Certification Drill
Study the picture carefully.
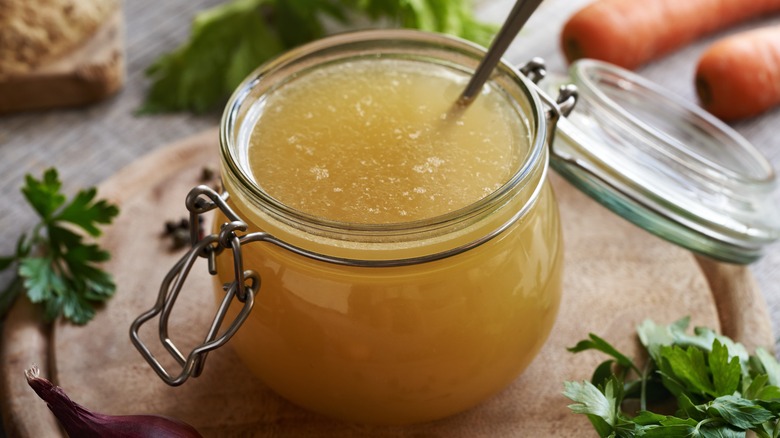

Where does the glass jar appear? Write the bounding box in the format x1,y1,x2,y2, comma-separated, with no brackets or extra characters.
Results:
212,30,563,425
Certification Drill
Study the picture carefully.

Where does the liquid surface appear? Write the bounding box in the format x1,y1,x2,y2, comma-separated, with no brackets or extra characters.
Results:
248,59,528,223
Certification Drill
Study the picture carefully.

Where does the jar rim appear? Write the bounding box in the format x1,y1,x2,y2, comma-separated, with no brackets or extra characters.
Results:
219,29,549,242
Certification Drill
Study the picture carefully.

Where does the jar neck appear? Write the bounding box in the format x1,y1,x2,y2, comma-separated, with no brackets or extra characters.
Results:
219,30,549,262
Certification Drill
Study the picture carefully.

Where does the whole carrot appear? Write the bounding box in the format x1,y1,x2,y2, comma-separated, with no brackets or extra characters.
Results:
696,25,780,121
561,0,780,70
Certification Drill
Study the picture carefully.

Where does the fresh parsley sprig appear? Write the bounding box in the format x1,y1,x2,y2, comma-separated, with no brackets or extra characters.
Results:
0,168,119,324
141,0,497,114
564,317,780,437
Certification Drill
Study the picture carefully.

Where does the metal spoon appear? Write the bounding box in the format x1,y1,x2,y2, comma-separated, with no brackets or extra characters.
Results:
458,0,545,105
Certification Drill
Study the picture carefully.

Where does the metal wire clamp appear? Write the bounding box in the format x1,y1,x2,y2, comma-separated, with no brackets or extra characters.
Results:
129,186,258,386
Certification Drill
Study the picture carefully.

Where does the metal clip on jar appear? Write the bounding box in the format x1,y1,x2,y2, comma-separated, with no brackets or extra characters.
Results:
130,30,780,425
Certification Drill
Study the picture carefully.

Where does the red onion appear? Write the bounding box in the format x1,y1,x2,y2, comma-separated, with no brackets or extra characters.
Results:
25,366,203,438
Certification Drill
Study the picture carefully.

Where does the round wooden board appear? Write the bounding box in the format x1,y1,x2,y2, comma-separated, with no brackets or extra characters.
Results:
1,129,773,437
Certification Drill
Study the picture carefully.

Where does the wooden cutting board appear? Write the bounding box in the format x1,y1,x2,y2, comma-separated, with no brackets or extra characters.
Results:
0,129,773,437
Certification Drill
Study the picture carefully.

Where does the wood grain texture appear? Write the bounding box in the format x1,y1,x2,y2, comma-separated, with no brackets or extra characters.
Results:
0,9,125,114
695,255,774,354
1,130,772,437
0,300,60,438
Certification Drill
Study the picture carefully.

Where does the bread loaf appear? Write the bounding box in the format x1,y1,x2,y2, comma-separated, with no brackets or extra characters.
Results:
0,0,119,76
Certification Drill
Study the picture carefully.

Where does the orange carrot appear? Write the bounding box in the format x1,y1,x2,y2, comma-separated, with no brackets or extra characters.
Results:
561,0,780,70
696,25,780,121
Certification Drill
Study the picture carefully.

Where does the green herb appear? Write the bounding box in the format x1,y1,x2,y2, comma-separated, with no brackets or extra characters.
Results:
140,0,497,114
564,317,780,437
0,169,120,324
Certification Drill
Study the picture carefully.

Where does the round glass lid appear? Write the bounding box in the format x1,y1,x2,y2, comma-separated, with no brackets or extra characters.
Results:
545,59,780,264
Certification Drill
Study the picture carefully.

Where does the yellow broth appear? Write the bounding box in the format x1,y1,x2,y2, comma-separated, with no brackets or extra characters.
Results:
215,58,563,424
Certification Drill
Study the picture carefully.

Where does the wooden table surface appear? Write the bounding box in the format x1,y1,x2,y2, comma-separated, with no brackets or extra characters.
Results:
1,0,779,436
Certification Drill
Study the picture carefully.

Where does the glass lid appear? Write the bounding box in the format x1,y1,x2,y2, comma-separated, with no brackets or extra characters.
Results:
544,59,780,264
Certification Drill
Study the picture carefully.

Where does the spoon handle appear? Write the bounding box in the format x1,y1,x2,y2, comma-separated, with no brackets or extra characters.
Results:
459,0,545,104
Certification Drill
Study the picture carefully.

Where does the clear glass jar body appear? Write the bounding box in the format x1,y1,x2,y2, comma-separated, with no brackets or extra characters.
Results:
215,30,563,425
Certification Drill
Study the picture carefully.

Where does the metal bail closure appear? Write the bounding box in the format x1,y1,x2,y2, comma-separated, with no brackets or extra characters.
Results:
518,57,579,159
541,59,780,264
130,186,257,386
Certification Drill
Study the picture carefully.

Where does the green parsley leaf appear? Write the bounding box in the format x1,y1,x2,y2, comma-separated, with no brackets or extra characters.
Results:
19,256,67,303
633,411,695,426
744,374,770,400
660,344,717,398
0,255,15,271
140,0,497,113
564,380,615,420
638,318,749,368
0,168,119,324
707,395,774,430
633,415,699,438
592,359,618,388
564,379,623,437
21,168,65,220
565,318,780,438
694,422,747,438
678,393,708,421
710,340,742,396
54,188,119,237
568,333,642,376
755,381,780,402
757,348,780,387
